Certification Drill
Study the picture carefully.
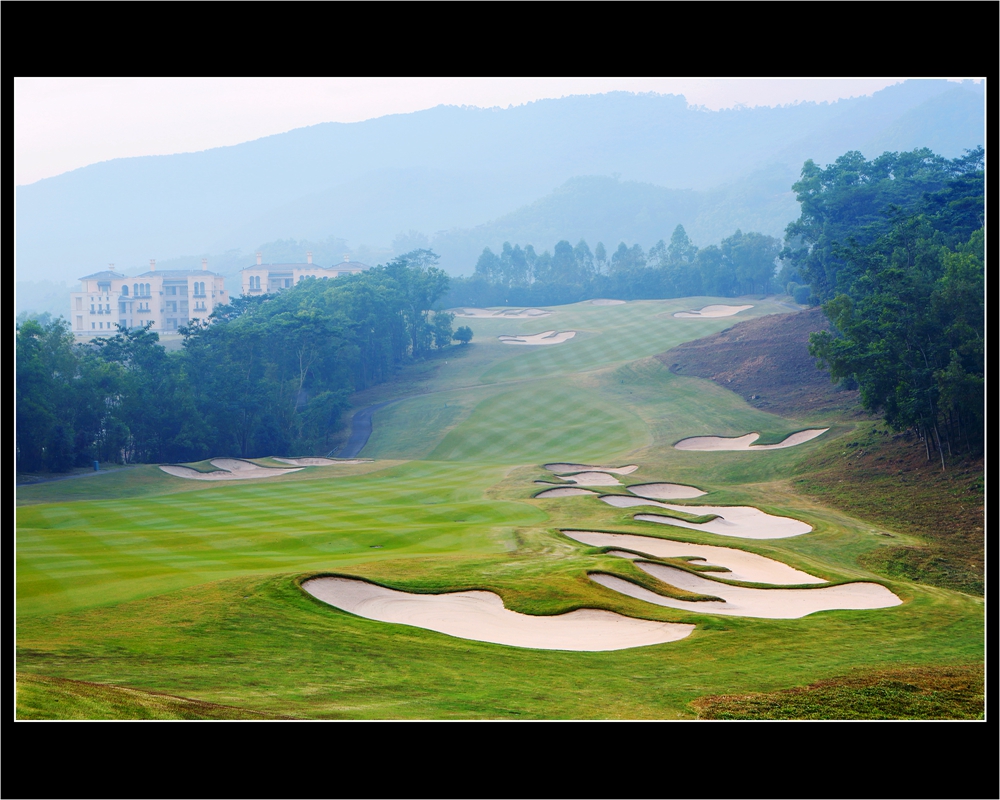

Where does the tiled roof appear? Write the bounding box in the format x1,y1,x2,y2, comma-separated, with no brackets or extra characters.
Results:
78,270,127,280
134,270,221,278
241,262,371,271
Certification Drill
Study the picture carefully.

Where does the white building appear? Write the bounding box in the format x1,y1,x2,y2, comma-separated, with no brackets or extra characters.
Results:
241,252,370,295
70,259,229,337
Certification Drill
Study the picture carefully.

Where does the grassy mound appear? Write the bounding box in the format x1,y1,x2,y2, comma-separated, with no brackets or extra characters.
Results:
692,664,984,719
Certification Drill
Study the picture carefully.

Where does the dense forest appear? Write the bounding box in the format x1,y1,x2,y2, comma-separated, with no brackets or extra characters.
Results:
791,146,984,466
442,226,783,308
16,253,458,471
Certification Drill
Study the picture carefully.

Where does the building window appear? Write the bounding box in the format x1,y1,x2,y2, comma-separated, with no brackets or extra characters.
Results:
122,285,129,296
92,322,95,329
90,304,95,312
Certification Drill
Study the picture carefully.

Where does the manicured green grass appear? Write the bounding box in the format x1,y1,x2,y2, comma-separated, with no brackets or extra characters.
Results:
16,297,983,718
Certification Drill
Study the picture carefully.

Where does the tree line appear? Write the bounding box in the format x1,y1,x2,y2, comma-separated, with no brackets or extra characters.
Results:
16,252,463,472
788,147,984,467
442,227,783,308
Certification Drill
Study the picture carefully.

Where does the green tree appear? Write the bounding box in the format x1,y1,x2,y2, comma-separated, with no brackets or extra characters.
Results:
594,242,607,274
667,224,698,265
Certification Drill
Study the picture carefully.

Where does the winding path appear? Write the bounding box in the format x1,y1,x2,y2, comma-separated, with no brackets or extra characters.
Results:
335,400,400,458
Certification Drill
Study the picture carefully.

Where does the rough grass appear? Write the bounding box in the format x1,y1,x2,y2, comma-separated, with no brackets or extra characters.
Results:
16,673,289,720
692,664,984,719
793,423,984,595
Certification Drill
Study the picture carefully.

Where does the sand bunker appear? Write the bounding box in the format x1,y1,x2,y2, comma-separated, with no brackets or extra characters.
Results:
546,464,639,476
627,483,706,500
271,457,371,466
591,299,626,306
534,487,598,498
563,531,823,585
561,472,622,486
159,458,302,481
673,304,754,319
592,567,900,619
674,429,829,451
303,577,693,651
633,504,812,540
452,308,551,319
498,330,576,345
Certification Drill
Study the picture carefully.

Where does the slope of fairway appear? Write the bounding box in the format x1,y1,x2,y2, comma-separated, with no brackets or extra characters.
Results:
425,379,649,464
17,461,545,618
478,299,791,384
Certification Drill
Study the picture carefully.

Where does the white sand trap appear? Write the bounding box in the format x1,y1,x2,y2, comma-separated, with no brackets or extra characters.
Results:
673,304,754,319
271,457,371,466
563,531,823,585
602,496,704,513
627,483,706,500
496,307,551,318
452,307,551,318
303,577,693,651
535,487,598,498
546,463,639,475
674,429,829,451
634,504,812,540
591,299,625,306
592,567,900,619
159,458,302,481
562,472,622,486
498,330,576,345
451,308,503,318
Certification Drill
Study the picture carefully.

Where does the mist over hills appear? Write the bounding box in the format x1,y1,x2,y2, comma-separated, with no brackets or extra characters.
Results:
16,80,983,304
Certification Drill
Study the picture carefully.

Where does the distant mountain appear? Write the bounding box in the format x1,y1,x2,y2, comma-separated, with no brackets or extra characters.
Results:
430,167,800,273
15,80,983,283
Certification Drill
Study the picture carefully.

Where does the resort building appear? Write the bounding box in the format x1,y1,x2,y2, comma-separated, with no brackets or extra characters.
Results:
70,259,229,337
241,252,371,295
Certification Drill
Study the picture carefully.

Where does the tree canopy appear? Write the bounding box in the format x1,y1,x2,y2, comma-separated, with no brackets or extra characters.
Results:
447,224,783,308
793,148,985,466
16,253,455,470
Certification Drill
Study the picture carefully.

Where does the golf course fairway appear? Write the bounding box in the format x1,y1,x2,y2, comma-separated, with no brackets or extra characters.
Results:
16,297,984,719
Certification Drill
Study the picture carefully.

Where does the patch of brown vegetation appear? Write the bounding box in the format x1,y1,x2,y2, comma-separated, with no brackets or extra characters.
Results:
660,307,860,417
692,664,984,719
795,424,984,595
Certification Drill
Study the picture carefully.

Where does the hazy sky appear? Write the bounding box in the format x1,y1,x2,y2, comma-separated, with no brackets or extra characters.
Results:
15,77,960,186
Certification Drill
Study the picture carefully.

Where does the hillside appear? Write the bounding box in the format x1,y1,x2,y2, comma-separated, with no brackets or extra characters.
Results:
659,306,859,417
658,307,983,595
16,81,983,283
430,167,800,274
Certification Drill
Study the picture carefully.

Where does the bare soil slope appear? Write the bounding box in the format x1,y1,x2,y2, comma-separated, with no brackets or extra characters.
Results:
659,307,859,417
